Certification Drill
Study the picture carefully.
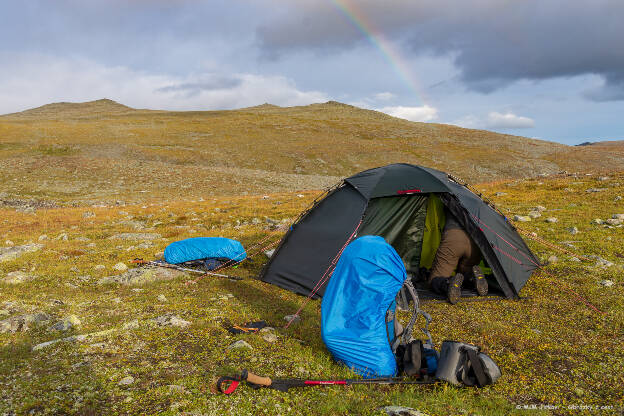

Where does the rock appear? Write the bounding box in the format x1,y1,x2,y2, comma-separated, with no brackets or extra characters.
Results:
547,255,558,264
586,188,607,193
152,314,191,328
157,294,167,302
513,215,531,222
74,236,91,242
227,340,252,350
568,227,579,235
94,264,106,271
605,218,622,226
494,192,507,196
38,234,48,241
0,312,51,333
284,314,300,324
591,219,604,225
528,211,541,219
262,332,278,343
168,384,187,394
599,280,614,287
108,233,161,241
612,214,624,220
615,196,622,202
122,319,140,330
381,406,429,416
113,262,128,272
2,271,35,284
98,267,185,285
50,299,64,306
545,217,558,223
83,211,96,218
51,315,81,331
56,233,69,241
297,194,305,198
32,328,116,351
0,309,8,317
597,176,610,181
0,243,43,262
570,257,581,262
265,249,275,258
534,205,547,211
4,240,14,246
118,376,135,386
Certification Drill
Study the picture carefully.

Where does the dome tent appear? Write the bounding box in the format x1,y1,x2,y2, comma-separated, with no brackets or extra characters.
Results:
260,163,539,299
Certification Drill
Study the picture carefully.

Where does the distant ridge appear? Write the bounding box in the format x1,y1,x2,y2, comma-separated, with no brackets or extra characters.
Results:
3,99,138,118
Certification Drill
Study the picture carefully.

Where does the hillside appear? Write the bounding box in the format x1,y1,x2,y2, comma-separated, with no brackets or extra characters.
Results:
1,99,623,206
1,174,622,414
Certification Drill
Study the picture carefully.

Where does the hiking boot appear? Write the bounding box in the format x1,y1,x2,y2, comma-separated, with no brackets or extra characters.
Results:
471,265,488,296
447,273,464,304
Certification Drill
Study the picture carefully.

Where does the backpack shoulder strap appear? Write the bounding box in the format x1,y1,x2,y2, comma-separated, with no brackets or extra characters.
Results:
400,279,434,347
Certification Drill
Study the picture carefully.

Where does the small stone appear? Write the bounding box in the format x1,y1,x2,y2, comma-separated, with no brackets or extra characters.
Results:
534,205,547,211
152,314,191,328
528,211,541,219
51,314,81,331
5,240,14,246
513,215,531,222
612,214,624,220
605,218,622,226
591,219,604,225
381,406,429,416
157,294,167,302
56,233,69,241
570,257,581,262
586,188,607,193
545,217,558,223
262,332,278,343
547,255,558,264
494,192,507,196
615,196,622,201
83,211,96,218
227,340,252,350
3,271,35,284
568,227,579,235
597,176,610,181
38,234,48,241
168,384,187,394
599,280,614,287
284,314,300,324
118,376,135,386
108,233,162,241
297,194,305,198
262,195,269,199
113,262,128,272
265,249,275,258
94,265,106,271
122,319,140,330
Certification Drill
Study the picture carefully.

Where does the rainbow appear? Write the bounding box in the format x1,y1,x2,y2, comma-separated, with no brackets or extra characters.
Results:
329,0,428,105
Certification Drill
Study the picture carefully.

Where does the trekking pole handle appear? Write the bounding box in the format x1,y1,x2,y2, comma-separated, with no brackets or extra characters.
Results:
243,369,272,387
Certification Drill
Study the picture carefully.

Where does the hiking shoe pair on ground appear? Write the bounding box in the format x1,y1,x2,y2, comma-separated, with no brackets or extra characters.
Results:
447,265,488,304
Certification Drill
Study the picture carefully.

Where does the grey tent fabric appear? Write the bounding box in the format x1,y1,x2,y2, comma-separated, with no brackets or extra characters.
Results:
260,164,539,299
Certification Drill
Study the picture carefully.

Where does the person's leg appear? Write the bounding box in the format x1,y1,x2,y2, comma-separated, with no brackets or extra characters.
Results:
429,229,466,303
457,236,488,296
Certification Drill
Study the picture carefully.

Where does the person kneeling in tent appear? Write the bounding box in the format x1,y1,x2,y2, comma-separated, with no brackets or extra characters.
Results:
428,210,488,304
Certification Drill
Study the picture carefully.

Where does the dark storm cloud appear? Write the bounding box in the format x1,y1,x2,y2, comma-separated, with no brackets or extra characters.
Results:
258,0,624,100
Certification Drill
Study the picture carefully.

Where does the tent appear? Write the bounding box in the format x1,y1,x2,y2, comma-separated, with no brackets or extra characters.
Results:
260,163,539,299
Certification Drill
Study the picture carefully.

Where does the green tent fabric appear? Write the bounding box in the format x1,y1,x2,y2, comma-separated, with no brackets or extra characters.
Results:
359,195,427,273
419,195,446,269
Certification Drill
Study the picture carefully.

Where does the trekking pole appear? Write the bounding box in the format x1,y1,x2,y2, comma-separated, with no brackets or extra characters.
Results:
216,369,436,394
130,259,243,280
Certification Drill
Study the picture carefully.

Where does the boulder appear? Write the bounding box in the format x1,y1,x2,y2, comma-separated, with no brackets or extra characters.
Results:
513,215,531,222
151,314,191,328
108,233,161,241
50,315,81,331
0,243,43,263
98,267,185,285
0,312,51,333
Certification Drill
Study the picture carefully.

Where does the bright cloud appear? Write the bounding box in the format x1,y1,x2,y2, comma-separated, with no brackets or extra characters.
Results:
0,53,329,114
374,92,396,101
378,105,438,122
486,112,535,129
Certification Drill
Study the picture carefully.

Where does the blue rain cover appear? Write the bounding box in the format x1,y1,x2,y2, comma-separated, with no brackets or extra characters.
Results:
321,235,407,378
164,237,246,264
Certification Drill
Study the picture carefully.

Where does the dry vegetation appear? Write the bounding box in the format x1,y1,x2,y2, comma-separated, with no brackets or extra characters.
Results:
0,100,623,415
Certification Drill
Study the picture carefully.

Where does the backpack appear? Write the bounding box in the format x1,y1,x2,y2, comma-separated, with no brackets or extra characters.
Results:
321,236,436,378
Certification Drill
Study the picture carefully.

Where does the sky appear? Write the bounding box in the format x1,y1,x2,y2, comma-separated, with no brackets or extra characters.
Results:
1,0,623,145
